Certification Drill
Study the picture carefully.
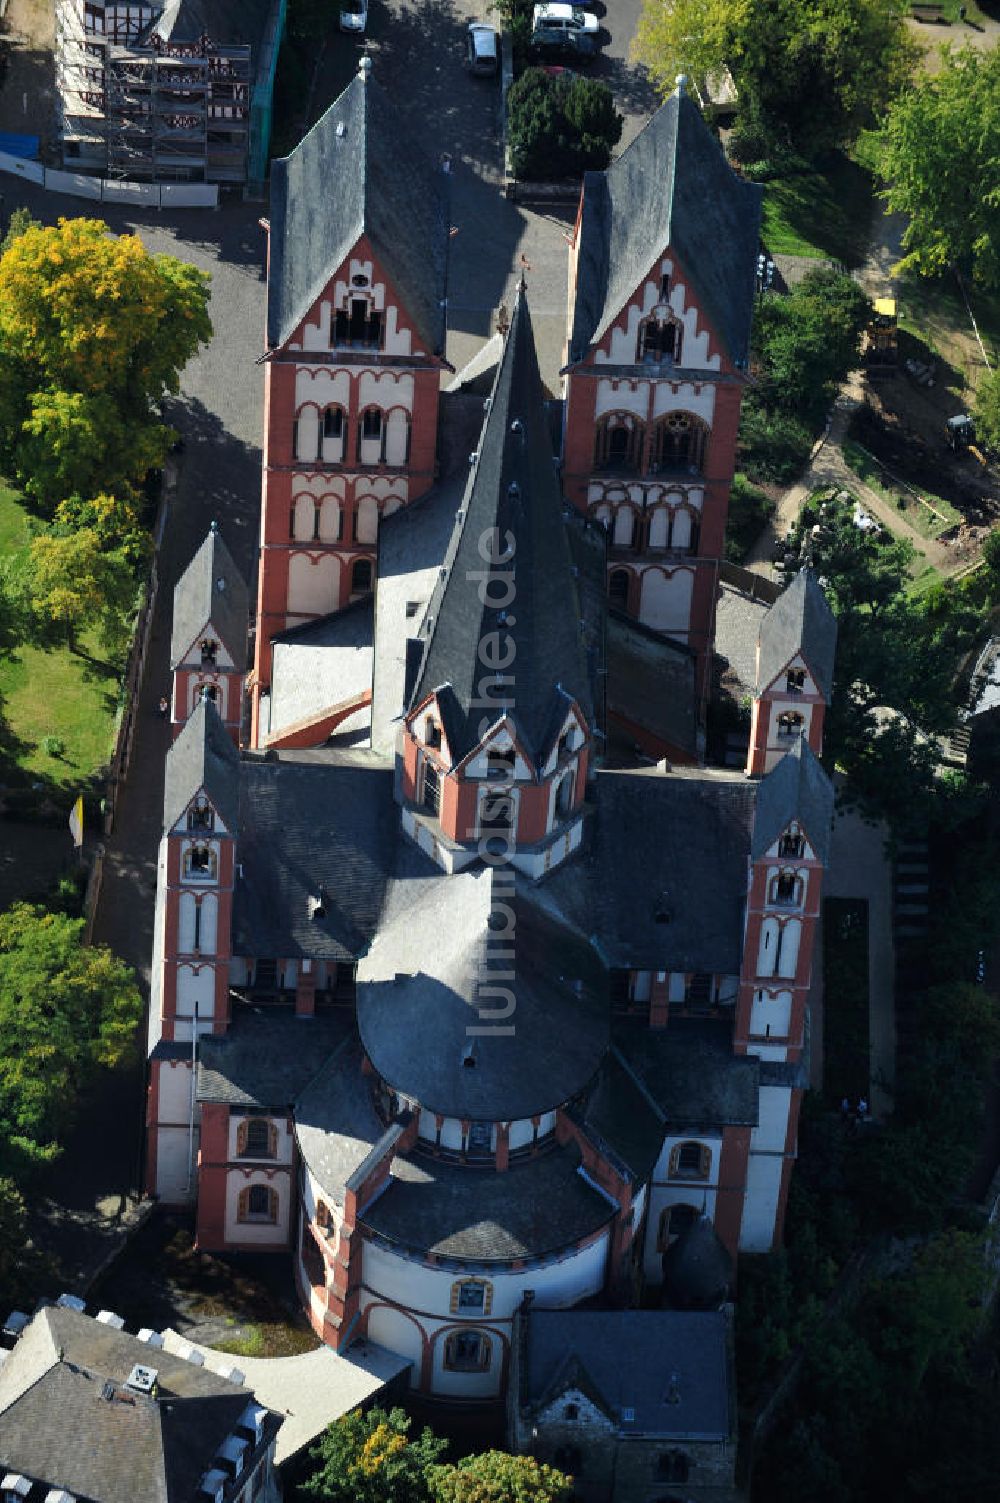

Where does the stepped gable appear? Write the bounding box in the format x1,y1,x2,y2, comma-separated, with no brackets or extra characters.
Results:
568,86,762,366
170,523,249,671
756,566,837,698
410,284,593,761
751,737,835,864
267,67,448,354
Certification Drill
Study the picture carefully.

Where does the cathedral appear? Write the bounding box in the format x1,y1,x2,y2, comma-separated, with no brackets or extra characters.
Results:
146,61,838,1412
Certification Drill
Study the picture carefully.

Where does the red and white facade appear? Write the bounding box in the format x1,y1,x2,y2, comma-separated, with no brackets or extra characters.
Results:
251,241,445,745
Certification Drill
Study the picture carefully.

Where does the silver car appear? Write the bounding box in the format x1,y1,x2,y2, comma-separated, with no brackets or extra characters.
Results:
467,22,499,76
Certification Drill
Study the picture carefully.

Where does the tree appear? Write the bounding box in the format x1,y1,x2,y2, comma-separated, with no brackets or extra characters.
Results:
0,217,210,504
753,269,870,426
20,528,138,654
974,368,1000,453
878,44,1000,287
507,70,623,180
0,904,142,1151
632,0,915,155
300,1406,448,1503
0,1174,55,1304
429,1453,574,1503
0,206,40,257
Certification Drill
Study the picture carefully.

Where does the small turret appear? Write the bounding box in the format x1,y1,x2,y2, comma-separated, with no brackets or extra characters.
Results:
746,568,836,775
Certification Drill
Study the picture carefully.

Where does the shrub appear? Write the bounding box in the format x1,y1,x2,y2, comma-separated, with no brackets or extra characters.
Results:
508,69,622,181
737,397,813,483
725,471,776,561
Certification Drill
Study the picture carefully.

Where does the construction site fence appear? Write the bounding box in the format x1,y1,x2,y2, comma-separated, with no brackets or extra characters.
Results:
0,148,218,207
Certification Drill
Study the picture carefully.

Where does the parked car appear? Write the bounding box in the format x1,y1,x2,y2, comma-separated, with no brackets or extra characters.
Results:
467,22,499,76
530,3,601,59
339,0,368,33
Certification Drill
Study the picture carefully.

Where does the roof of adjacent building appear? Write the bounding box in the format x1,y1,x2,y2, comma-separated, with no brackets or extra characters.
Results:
576,1049,665,1181
662,1214,734,1309
542,767,757,973
162,696,240,833
267,68,448,354
606,613,697,758
170,524,249,671
197,1009,354,1107
756,567,837,699
148,0,272,49
568,87,762,366
523,1308,734,1440
295,1039,394,1204
357,848,609,1120
232,750,395,962
266,597,374,740
409,286,594,762
0,1305,280,1503
362,1142,614,1260
751,737,835,865
614,1018,759,1128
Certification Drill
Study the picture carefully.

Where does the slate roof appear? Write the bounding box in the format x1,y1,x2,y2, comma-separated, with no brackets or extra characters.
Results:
614,1018,759,1128
409,286,594,762
756,567,837,699
267,69,448,354
267,597,374,740
751,738,835,865
295,1040,393,1204
0,1305,280,1503
523,1308,734,1440
606,612,697,757
170,524,248,670
232,751,396,962
662,1214,733,1310
576,1048,664,1181
162,696,240,833
568,87,762,366
356,846,609,1119
197,1008,353,1107
541,767,757,973
147,0,272,48
362,1143,614,1260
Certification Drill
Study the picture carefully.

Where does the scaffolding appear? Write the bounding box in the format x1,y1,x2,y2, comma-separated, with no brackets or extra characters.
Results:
55,0,259,183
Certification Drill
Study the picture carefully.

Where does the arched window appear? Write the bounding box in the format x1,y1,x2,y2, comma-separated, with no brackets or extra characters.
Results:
358,408,385,464
480,786,514,836
450,1278,493,1315
669,1141,711,1179
188,799,212,832
184,845,217,880
292,493,316,541
334,297,383,349
659,1451,690,1483
657,1202,699,1251
355,496,380,545
425,717,442,749
300,1213,325,1287
608,569,630,610
612,506,635,548
555,770,575,818
240,1117,275,1158
786,667,806,693
351,558,373,595
771,870,800,906
294,407,320,462
651,412,708,474
239,1184,277,1223
321,405,345,463
777,710,804,738
637,313,680,364
422,762,441,815
385,409,411,467
443,1330,491,1372
594,412,644,473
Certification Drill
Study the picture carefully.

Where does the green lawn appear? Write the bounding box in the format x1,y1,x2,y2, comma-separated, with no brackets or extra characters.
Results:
761,151,876,268
896,272,1000,381
0,481,119,786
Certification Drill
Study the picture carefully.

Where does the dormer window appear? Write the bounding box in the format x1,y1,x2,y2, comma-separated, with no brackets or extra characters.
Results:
188,800,212,832
425,718,442,750
557,728,575,762
555,770,575,818
786,668,806,693
773,870,799,905
779,827,804,858
200,637,218,664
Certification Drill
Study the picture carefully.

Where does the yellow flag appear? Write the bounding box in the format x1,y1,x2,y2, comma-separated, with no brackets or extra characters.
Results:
68,794,84,849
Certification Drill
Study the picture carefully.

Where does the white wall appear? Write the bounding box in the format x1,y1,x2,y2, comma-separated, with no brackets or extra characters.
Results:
740,1154,783,1253
639,567,694,635
599,259,720,371
224,1169,292,1245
